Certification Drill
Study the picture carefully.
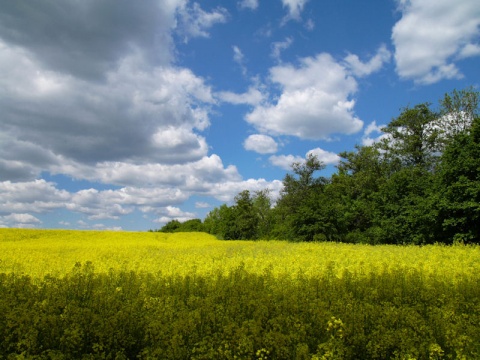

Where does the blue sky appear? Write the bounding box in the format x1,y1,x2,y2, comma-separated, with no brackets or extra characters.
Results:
0,0,479,230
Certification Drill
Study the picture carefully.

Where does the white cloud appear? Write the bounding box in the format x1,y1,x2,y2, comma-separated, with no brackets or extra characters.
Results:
61,155,241,189
0,213,42,228
92,224,123,231
392,0,480,84
270,148,339,170
0,180,70,214
271,37,293,62
246,53,363,139
176,2,228,42
154,206,197,224
244,135,279,154
362,121,389,146
206,179,284,203
195,202,211,209
281,0,310,21
457,43,480,59
233,46,245,64
217,87,266,106
343,45,391,77
151,127,209,163
232,45,248,76
239,0,259,10
0,175,283,224
307,148,340,165
66,189,135,220
7,213,42,224
269,154,304,170
76,219,122,231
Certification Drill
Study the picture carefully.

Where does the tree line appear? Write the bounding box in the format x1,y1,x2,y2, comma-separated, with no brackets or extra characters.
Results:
157,88,480,245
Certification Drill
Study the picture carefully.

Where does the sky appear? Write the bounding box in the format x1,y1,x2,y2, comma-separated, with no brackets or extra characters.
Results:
0,0,479,230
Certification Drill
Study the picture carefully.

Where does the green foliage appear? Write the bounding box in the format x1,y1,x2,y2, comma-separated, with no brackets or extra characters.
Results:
436,116,480,243
159,219,182,232
273,153,328,242
1,262,479,359
379,103,441,169
157,219,206,233
205,190,274,240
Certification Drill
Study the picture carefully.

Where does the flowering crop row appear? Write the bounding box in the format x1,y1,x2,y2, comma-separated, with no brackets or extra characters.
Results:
0,229,479,359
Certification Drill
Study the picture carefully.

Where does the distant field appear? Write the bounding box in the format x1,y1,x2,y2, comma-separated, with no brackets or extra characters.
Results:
0,229,479,359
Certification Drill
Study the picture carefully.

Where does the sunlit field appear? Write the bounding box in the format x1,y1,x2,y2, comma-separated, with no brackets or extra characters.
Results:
1,228,478,280
1,229,479,359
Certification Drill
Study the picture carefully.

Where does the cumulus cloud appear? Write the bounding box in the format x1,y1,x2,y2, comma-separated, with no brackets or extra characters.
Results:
67,189,134,220
57,155,241,190
307,148,340,165
246,53,363,139
269,154,304,170
392,0,480,84
343,45,391,77
244,135,279,154
0,213,42,228
0,180,70,215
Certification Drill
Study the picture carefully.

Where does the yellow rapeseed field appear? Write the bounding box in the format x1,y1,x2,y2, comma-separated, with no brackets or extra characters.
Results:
1,228,480,358
1,228,478,281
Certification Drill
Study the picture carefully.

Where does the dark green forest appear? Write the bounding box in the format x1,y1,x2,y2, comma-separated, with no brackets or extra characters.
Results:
158,88,480,245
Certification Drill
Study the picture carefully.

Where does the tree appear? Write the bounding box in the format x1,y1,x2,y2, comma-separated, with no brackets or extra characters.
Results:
159,219,181,233
436,116,480,243
204,190,271,240
273,154,328,241
158,218,205,233
367,104,442,244
437,86,479,142
331,145,386,243
180,219,205,232
379,103,440,170
252,189,274,239
232,190,259,240
204,204,237,239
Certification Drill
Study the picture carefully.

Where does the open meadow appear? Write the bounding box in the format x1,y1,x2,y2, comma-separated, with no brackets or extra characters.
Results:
1,229,479,359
